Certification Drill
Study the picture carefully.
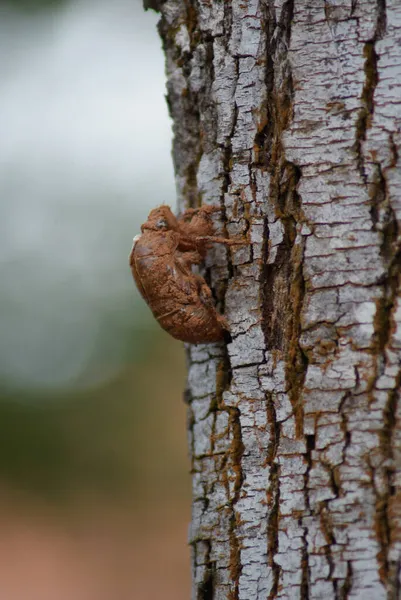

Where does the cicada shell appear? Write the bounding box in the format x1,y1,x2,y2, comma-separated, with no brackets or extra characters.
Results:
129,205,230,344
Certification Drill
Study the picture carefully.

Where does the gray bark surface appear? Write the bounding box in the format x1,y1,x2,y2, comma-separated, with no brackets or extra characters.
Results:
152,0,401,598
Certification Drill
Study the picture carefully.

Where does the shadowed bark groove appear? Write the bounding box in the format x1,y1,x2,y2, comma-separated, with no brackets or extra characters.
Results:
355,41,379,183
196,540,215,600
225,406,244,600
266,394,281,600
151,0,401,597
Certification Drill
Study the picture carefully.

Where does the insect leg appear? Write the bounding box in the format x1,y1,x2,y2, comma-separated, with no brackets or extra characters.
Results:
176,250,203,270
177,205,220,238
178,205,219,223
194,235,237,246
156,307,184,321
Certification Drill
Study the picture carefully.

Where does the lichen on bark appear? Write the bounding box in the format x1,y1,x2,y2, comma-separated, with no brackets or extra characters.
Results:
152,0,401,597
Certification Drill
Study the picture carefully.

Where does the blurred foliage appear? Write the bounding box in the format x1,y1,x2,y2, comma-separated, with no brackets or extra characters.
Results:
0,0,187,520
0,330,188,508
0,0,190,593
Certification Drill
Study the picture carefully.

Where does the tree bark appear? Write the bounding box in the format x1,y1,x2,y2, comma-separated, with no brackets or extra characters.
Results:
150,0,401,597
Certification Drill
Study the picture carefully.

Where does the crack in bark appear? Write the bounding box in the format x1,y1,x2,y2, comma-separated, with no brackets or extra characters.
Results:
216,379,245,599
320,502,338,595
340,561,353,600
258,0,308,439
211,357,244,600
261,76,304,356
368,146,401,590
301,434,315,599
197,540,216,600
338,394,352,460
227,407,245,600
376,0,387,39
262,164,303,352
334,392,352,501
355,40,378,184
286,232,309,438
375,368,401,589
369,161,398,265
300,529,310,600
266,393,281,600
354,0,386,184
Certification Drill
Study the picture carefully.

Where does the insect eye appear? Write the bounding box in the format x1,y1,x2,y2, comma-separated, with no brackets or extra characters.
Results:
156,218,168,229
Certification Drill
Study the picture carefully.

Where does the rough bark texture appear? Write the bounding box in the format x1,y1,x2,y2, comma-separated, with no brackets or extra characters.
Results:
153,0,401,598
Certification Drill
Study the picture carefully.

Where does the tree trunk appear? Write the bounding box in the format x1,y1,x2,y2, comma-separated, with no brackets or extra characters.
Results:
149,0,401,597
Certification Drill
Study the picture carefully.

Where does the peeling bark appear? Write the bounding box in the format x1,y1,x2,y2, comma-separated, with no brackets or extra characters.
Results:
150,0,401,597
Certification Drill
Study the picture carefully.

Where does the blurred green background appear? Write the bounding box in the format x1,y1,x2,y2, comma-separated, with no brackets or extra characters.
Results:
0,1,190,598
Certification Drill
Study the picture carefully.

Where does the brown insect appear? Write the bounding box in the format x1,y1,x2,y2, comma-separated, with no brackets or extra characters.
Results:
129,204,233,344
